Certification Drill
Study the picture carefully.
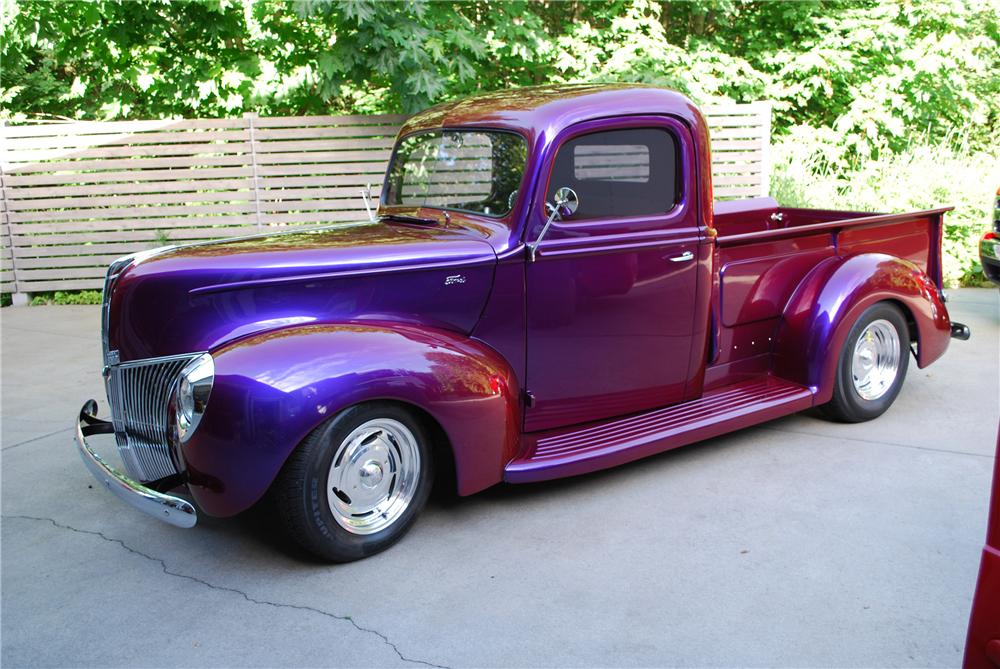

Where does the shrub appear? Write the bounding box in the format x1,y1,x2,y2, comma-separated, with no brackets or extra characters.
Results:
771,130,1000,287
28,290,103,306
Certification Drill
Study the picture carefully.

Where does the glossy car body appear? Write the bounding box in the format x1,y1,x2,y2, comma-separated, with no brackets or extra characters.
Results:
78,84,964,526
965,425,1000,669
980,186,1000,286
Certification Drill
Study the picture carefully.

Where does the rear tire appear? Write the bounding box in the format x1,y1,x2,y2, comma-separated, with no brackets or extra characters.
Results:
272,402,433,562
821,302,910,423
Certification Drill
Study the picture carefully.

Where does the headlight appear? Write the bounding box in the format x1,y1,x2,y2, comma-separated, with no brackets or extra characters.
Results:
175,353,214,443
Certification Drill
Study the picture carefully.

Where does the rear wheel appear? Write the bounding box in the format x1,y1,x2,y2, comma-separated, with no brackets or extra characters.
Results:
273,402,433,562
821,302,910,423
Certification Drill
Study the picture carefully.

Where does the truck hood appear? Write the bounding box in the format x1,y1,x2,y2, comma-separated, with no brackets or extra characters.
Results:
107,222,499,361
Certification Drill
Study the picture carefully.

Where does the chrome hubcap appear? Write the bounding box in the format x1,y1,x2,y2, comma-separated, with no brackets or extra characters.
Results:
851,319,901,401
326,418,420,535
359,461,384,488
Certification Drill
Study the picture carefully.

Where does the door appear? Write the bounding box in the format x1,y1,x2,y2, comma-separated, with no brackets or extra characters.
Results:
524,118,703,432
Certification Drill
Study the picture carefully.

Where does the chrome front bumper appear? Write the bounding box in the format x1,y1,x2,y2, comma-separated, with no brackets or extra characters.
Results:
75,400,197,528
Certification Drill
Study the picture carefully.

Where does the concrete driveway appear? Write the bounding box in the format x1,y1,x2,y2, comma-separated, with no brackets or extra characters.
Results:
2,288,997,668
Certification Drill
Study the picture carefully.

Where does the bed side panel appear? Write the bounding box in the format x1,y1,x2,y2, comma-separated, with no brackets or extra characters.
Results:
839,217,931,275
719,234,834,327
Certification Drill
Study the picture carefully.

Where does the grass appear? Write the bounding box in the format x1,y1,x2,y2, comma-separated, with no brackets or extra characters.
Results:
771,131,999,287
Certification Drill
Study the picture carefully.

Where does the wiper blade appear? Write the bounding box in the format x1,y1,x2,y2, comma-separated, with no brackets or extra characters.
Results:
379,213,439,225
360,184,376,222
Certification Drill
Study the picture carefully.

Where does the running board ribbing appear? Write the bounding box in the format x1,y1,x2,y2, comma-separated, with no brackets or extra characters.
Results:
505,377,814,483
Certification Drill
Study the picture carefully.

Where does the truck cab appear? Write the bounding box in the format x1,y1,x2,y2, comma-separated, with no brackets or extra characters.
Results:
76,84,969,561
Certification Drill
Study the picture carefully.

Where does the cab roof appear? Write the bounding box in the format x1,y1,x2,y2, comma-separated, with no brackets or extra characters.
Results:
399,84,705,140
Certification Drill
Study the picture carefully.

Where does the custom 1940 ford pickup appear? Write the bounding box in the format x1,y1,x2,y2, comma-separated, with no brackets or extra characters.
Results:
76,84,971,561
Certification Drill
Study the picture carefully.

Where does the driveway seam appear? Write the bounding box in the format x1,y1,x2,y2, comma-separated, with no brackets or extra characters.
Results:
760,425,996,459
2,427,74,451
1,325,95,341
2,514,451,669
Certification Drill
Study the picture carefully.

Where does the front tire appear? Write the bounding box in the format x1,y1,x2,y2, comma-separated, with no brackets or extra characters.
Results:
273,402,433,562
821,302,910,423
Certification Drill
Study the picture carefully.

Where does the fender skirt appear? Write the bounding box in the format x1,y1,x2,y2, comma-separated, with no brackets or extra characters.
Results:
773,253,951,405
182,321,521,517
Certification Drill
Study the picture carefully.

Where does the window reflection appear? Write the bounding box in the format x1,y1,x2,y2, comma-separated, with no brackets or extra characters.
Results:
385,130,527,218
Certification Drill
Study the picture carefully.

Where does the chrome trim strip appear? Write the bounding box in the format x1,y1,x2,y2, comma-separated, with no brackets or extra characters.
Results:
101,255,134,370
75,400,197,529
187,253,497,296
115,352,209,368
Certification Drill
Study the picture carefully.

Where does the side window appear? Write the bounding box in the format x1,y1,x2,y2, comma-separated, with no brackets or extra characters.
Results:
547,127,679,220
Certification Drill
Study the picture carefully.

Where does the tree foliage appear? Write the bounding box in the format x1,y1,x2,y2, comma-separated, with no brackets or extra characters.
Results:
2,0,997,155
2,0,998,286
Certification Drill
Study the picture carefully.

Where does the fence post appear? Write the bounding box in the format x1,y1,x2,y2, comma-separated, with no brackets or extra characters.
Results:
245,112,263,232
0,121,27,305
759,101,772,198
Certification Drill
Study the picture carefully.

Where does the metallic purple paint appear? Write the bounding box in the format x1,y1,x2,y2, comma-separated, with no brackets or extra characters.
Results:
522,114,706,431
109,222,500,360
88,84,961,523
185,322,520,516
773,252,950,403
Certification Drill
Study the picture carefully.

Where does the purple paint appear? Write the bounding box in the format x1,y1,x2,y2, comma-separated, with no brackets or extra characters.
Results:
88,84,959,520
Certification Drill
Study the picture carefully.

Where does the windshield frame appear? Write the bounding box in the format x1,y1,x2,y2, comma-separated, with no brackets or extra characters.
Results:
380,127,530,221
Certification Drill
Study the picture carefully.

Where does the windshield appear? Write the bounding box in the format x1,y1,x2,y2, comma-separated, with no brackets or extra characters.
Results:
384,130,527,218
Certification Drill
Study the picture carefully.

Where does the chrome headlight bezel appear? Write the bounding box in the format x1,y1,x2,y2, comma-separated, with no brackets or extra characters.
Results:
174,353,214,443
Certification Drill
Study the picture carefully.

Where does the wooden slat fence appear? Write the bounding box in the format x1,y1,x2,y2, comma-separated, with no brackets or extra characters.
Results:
702,101,772,199
0,102,770,299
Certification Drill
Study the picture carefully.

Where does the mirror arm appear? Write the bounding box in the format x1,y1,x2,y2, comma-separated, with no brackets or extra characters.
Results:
528,205,561,262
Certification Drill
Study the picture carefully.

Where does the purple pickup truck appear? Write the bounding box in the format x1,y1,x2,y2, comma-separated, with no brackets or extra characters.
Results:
76,84,970,561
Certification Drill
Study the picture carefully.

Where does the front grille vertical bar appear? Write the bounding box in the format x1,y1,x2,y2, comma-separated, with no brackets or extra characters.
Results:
136,367,153,478
150,361,173,471
140,363,160,474
127,365,150,480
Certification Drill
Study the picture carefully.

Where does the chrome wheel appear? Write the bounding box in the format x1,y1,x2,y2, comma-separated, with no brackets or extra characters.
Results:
851,319,901,401
326,418,421,535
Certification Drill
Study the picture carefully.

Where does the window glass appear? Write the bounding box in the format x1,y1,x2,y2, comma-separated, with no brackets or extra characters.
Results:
547,128,679,220
385,130,527,217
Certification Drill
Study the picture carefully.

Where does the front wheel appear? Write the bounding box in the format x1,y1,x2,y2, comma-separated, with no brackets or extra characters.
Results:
821,302,910,423
273,402,433,562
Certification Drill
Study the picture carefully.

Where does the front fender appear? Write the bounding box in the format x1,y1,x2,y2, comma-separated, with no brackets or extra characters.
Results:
183,322,521,517
773,253,951,404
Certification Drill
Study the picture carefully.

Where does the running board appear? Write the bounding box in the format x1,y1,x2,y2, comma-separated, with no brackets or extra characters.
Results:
505,377,815,484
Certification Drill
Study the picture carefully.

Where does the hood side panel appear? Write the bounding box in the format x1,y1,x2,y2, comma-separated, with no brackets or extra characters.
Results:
111,264,495,361
107,223,498,361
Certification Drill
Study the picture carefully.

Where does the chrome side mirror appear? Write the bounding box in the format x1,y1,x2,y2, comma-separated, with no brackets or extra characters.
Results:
552,186,579,217
529,187,579,262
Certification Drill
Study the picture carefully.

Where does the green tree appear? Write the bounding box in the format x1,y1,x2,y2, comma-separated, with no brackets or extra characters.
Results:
3,0,997,155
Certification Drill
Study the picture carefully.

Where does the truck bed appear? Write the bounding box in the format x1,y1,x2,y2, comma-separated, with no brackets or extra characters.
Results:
706,197,951,388
714,197,947,283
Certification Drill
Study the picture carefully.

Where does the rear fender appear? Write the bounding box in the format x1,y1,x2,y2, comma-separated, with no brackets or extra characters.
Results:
183,321,521,517
773,253,951,404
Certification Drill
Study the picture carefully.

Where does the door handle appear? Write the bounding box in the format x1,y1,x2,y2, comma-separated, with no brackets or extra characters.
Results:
669,251,694,262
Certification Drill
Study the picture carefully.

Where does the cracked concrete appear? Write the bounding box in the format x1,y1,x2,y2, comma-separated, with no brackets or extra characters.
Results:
2,290,998,667
3,514,449,669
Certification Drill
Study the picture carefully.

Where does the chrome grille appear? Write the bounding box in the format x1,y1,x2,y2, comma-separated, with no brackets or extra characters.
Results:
105,354,198,482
